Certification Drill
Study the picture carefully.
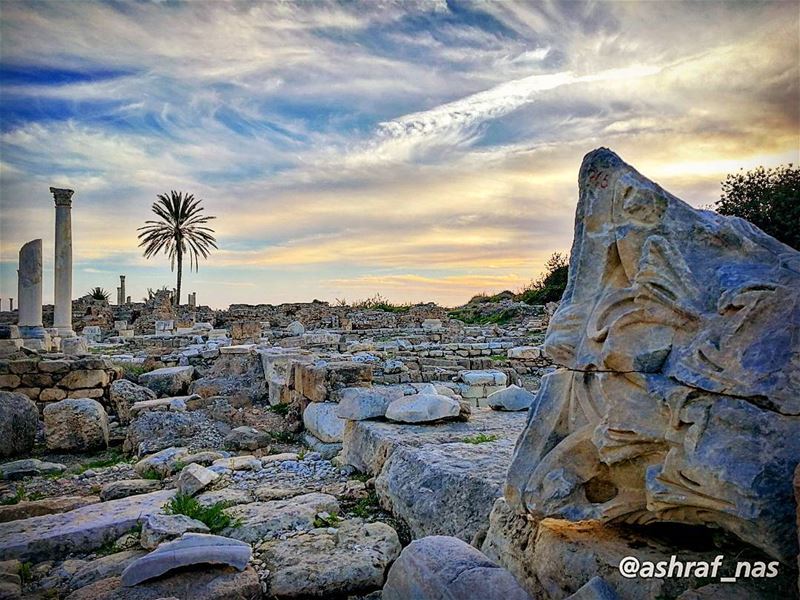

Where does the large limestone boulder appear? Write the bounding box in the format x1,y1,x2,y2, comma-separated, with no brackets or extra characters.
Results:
139,514,210,550
336,386,404,421
109,379,156,425
303,402,346,443
138,366,195,397
43,398,109,452
505,148,800,564
260,520,401,598
385,393,460,423
383,535,531,600
0,391,39,457
487,385,535,411
176,463,219,496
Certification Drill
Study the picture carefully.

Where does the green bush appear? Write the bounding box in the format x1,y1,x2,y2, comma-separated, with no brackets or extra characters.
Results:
716,164,799,250
518,252,569,305
164,493,239,533
462,433,499,444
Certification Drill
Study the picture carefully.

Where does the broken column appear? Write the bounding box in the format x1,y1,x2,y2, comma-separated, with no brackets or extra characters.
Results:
50,187,76,337
118,275,126,305
17,239,47,346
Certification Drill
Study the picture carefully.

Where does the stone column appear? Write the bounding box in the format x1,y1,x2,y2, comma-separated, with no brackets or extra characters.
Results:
9,298,13,312
51,187,76,337
119,275,126,305
17,239,46,340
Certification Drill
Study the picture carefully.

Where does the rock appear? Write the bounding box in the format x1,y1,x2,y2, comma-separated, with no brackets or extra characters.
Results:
140,514,210,550
0,495,98,523
383,535,531,600
506,148,800,563
43,398,109,452
385,393,460,423
0,559,21,599
197,488,253,508
303,402,346,443
128,397,187,419
375,436,515,542
223,493,340,543
336,386,404,421
100,480,162,502
69,550,146,591
210,455,261,472
68,567,260,599
0,490,174,561
486,385,535,411
302,433,342,460
262,520,401,598
62,336,89,355
176,463,219,496
223,426,271,451
566,576,619,600
0,458,67,480
182,450,225,465
507,346,542,360
59,369,110,389
134,447,188,478
137,366,195,397
121,532,251,586
0,391,39,457
124,410,208,456
286,320,305,335
188,352,267,405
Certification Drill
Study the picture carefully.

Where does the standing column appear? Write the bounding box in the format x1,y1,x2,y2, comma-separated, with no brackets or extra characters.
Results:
120,275,126,305
17,239,46,340
50,187,76,337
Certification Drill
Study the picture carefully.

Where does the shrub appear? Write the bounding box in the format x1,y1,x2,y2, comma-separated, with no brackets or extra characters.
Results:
164,493,239,533
716,164,799,250
462,433,499,444
518,252,569,305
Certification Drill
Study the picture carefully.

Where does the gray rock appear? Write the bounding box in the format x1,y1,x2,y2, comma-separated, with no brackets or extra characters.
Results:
124,410,207,456
109,380,156,426
302,433,342,460
0,391,39,458
303,402,346,443
140,514,209,550
120,533,251,586
383,535,531,600
134,447,188,478
486,385,535,411
176,463,219,496
222,493,339,543
506,148,800,563
0,458,67,480
262,520,400,598
223,426,271,451
0,490,174,561
196,488,253,508
100,480,162,502
385,393,460,423
69,550,146,591
286,320,305,335
336,386,404,421
137,366,195,397
43,398,109,452
566,576,620,600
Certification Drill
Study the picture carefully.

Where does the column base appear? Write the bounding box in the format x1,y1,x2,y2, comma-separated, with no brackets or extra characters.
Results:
55,326,76,338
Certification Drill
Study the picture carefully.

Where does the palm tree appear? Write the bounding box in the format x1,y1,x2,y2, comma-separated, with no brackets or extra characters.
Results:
137,191,217,307
87,287,110,302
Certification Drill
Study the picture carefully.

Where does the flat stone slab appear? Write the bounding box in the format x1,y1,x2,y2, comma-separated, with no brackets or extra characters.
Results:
0,490,174,561
342,408,526,542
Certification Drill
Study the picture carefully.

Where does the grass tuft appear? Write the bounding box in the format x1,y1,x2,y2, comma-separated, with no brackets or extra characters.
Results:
462,433,500,444
165,493,240,533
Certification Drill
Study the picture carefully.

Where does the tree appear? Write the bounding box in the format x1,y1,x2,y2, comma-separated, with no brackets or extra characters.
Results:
519,252,569,305
716,164,799,250
137,191,217,307
86,287,110,302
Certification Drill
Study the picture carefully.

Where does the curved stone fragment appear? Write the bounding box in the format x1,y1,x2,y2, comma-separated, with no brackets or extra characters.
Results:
121,533,251,587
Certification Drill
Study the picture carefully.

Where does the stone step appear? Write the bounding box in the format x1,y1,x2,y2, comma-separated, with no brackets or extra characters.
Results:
0,490,174,562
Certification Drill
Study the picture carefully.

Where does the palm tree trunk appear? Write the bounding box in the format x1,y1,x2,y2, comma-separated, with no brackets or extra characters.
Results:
176,246,182,308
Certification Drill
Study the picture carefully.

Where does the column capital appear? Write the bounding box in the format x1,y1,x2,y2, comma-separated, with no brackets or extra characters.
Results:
50,187,75,207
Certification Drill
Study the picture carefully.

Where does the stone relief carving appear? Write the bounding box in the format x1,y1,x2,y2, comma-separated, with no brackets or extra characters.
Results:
506,148,800,563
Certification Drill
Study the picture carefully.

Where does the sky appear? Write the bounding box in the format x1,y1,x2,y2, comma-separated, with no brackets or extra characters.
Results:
0,1,798,309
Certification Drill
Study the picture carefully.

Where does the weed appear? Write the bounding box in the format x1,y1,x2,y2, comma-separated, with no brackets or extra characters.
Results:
266,403,290,417
269,431,297,444
19,562,32,583
489,354,507,362
165,493,240,533
349,472,371,483
297,448,307,460
139,467,164,481
27,491,46,501
348,491,381,518
313,512,341,528
73,449,129,475
0,484,27,505
462,433,499,444
94,537,118,557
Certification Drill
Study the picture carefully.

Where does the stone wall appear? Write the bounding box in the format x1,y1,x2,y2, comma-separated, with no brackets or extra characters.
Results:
0,356,121,413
